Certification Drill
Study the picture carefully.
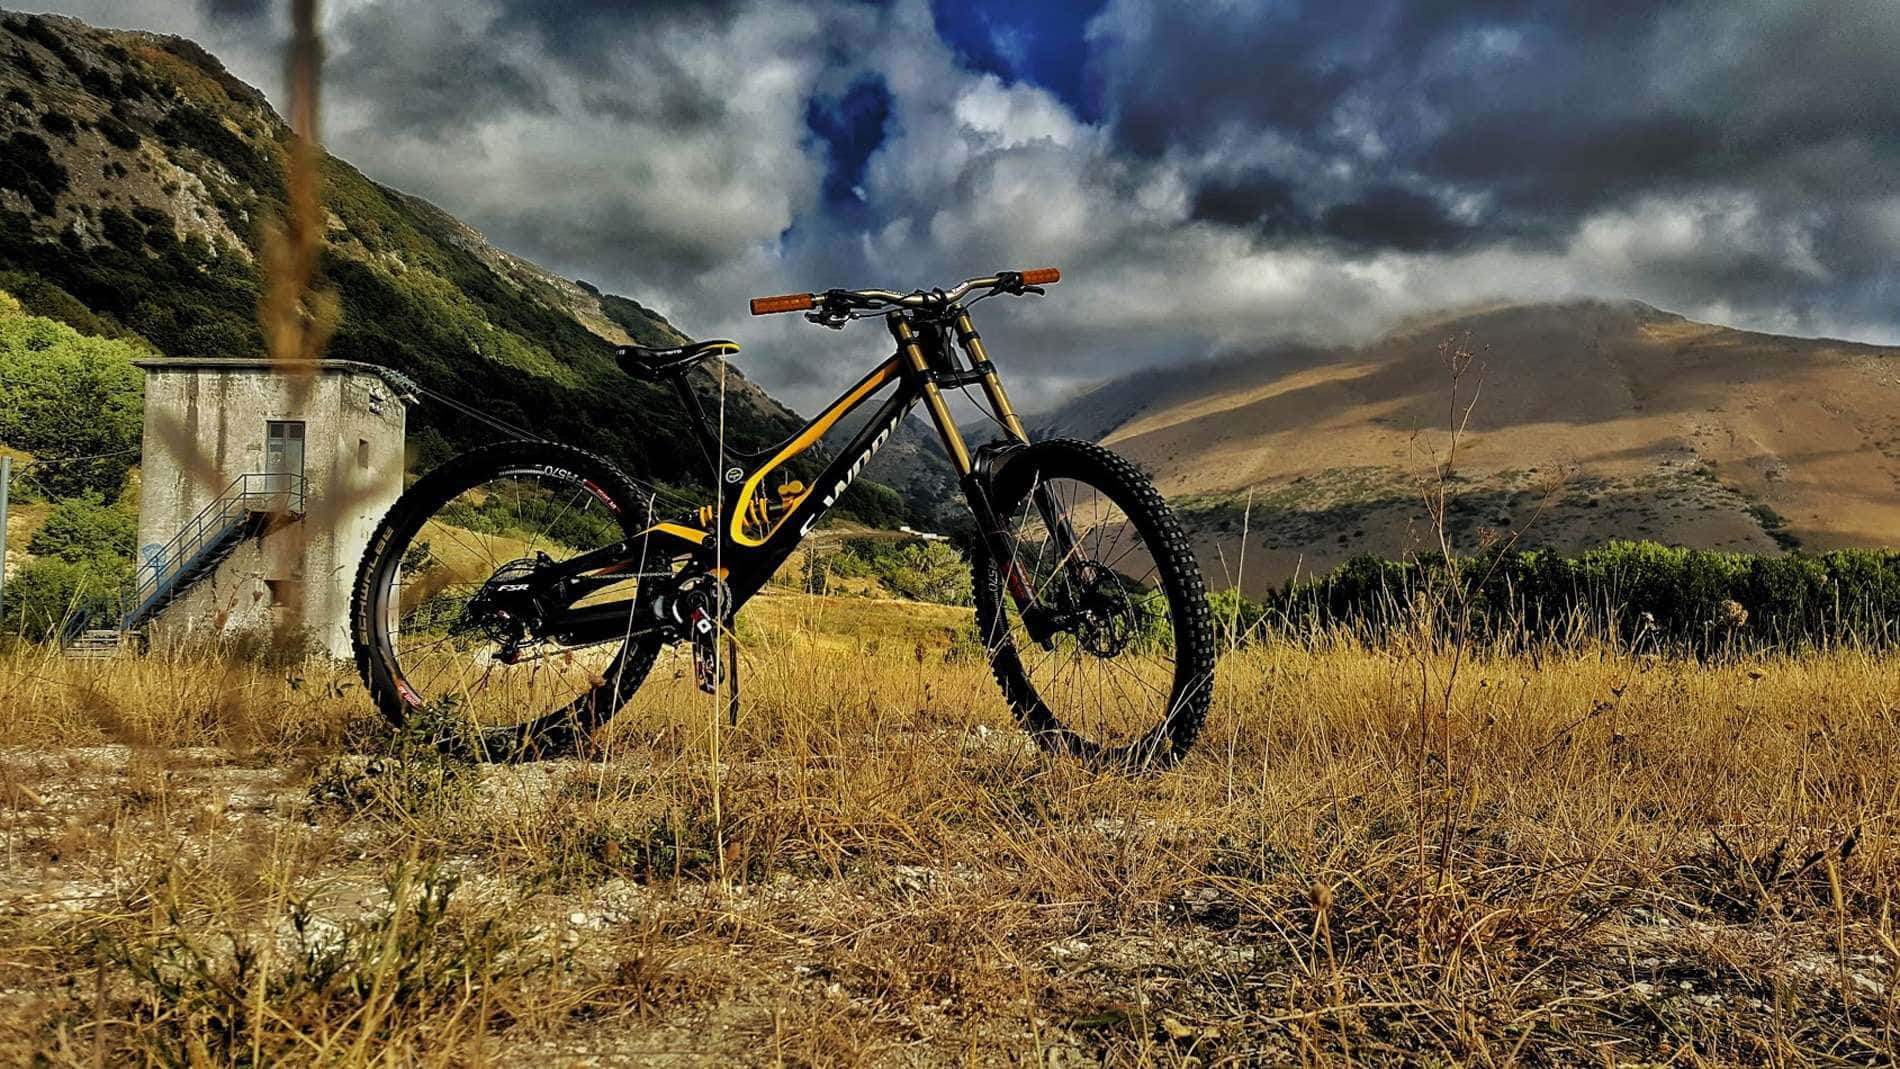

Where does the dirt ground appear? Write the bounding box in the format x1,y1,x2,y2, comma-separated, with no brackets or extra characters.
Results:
1,618,1897,1065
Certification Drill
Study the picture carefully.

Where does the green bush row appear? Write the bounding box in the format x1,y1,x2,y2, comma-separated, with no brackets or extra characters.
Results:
2,554,131,641
1222,541,1900,655
816,538,972,605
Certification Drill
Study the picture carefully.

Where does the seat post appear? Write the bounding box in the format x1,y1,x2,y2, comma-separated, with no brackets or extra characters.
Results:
669,373,726,474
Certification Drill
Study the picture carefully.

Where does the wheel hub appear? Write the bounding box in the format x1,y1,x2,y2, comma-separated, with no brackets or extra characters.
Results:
1022,561,1140,657
1070,565,1140,657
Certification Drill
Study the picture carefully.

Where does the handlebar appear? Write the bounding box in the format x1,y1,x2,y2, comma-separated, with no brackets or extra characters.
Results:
748,292,814,315
748,267,1061,316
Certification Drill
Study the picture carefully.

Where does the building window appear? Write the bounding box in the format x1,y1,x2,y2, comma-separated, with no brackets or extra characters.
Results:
358,438,370,469
265,420,305,491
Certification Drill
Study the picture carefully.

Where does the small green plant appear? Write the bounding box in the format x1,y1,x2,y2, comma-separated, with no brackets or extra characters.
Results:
308,700,477,820
104,862,545,1062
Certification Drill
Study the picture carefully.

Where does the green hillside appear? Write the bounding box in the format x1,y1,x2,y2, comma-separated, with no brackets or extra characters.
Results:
0,11,807,491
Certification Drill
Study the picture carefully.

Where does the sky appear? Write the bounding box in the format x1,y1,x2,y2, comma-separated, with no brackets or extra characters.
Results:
32,0,1900,414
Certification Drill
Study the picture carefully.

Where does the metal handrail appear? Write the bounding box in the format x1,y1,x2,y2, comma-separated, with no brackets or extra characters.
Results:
119,472,307,628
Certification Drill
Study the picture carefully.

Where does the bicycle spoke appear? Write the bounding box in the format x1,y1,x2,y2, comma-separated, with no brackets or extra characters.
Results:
990,472,1184,753
379,467,656,730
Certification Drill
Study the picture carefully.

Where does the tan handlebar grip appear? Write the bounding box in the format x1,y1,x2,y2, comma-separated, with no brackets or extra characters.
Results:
1020,267,1061,285
750,293,815,315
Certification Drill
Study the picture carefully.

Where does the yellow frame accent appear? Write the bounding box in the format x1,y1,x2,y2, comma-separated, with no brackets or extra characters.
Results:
728,356,902,547
642,522,709,545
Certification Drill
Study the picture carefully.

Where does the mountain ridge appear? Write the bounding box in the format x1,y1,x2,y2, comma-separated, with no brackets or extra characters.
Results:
0,10,863,509
1019,297,1900,594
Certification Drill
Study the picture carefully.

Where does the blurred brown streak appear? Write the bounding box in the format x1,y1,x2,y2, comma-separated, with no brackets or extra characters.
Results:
144,0,382,650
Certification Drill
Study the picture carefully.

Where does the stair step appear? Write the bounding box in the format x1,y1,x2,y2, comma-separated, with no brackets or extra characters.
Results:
65,629,126,659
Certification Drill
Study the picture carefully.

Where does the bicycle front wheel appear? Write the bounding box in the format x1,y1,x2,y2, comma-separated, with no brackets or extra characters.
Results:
971,439,1217,770
350,440,666,759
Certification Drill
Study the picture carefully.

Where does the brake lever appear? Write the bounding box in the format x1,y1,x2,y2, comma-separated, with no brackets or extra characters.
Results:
986,269,1047,299
806,290,855,329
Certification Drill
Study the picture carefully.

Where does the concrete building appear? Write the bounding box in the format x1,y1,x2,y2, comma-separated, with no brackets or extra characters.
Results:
129,359,405,658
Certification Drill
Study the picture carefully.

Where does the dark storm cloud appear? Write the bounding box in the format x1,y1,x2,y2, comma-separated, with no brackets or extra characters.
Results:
324,5,552,139
199,0,267,20
1322,185,1475,253
490,0,745,63
31,0,1900,409
1099,0,1900,245
1187,170,1305,235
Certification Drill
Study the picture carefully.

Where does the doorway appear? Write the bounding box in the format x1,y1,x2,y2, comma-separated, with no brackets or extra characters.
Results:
265,420,305,498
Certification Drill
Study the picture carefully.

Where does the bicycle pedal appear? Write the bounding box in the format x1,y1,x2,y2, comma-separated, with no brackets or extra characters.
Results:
689,609,723,694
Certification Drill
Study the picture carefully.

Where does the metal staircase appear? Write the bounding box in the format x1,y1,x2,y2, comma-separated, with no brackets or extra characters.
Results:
63,473,306,655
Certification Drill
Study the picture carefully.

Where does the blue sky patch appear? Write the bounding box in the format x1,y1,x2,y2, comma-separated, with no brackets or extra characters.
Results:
805,75,894,210
929,0,1109,123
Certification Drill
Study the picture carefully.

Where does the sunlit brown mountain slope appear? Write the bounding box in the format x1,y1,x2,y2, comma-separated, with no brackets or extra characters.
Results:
1027,299,1900,594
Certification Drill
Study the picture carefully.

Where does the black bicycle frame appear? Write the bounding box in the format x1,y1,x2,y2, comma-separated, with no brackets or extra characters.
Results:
539,305,1045,646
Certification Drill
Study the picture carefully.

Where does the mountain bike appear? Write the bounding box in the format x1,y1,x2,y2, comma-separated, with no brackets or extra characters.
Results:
350,268,1217,769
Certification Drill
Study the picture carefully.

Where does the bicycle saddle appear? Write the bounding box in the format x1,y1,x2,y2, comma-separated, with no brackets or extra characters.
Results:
615,339,740,380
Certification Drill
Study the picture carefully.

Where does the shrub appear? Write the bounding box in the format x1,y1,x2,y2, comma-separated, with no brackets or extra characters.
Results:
1254,541,1900,655
80,65,119,100
4,86,31,108
36,109,74,138
100,205,143,248
28,495,137,563
7,47,43,80
100,863,536,1063
97,114,140,151
0,131,67,214
1,554,129,641
828,538,971,605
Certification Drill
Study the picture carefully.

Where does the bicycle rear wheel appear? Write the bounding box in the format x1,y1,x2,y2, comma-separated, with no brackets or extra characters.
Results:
971,439,1217,770
350,440,668,759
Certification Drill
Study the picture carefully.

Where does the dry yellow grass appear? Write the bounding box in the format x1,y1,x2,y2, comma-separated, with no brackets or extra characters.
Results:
0,603,1897,1065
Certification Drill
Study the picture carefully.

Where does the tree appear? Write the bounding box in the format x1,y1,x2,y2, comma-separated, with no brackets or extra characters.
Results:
0,300,144,500
28,495,137,563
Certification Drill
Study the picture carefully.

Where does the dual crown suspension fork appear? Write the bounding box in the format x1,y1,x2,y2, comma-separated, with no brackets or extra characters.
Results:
888,311,1081,628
